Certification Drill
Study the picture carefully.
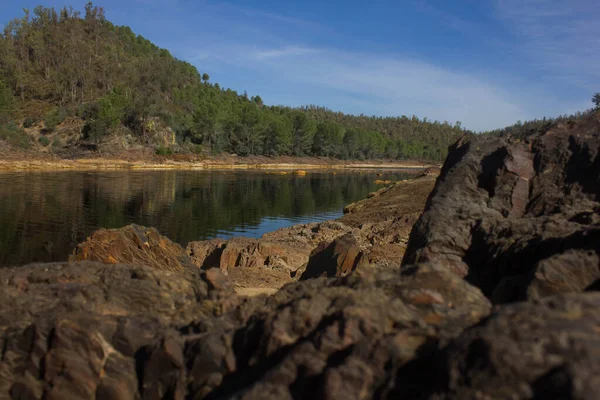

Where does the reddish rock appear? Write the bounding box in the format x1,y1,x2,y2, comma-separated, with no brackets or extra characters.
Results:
300,233,368,279
404,112,600,303
71,224,195,272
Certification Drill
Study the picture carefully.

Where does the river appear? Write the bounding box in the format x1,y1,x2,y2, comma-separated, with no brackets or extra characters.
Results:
0,169,421,266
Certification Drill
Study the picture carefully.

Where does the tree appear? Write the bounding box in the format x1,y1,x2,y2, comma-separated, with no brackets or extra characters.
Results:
0,80,14,124
290,111,316,156
593,93,600,110
202,73,209,83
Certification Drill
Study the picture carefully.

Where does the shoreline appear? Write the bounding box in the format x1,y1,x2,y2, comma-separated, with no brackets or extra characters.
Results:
0,158,434,172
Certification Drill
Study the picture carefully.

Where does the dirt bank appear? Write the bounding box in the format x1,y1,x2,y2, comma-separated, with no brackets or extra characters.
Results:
0,155,433,172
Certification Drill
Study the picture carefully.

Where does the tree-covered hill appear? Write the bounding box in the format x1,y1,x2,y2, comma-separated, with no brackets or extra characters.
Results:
0,4,468,161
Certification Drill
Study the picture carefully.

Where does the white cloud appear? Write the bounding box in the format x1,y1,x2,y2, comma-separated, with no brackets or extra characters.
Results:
494,0,600,87
252,47,321,60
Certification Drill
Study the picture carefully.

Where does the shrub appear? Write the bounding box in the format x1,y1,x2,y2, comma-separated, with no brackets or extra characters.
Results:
0,123,31,148
155,145,173,156
38,136,50,147
23,117,36,128
44,107,69,131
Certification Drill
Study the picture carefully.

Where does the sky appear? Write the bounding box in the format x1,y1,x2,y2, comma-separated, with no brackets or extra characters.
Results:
1,0,599,131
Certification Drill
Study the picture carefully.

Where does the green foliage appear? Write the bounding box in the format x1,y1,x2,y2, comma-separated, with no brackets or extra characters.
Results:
23,117,36,128
155,145,173,156
0,123,31,148
593,93,600,110
43,108,69,132
0,4,464,161
38,136,50,147
0,80,14,124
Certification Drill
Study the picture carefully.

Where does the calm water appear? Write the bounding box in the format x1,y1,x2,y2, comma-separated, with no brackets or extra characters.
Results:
0,169,420,267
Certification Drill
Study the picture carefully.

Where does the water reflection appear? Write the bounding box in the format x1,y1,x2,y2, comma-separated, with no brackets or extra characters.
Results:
0,169,420,266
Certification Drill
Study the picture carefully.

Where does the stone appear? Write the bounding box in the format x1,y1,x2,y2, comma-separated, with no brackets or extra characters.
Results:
300,233,368,279
71,224,195,272
403,112,600,303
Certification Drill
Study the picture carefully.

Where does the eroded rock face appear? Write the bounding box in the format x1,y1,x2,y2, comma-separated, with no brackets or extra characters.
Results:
0,262,239,399
300,233,368,279
411,293,600,399
403,114,600,303
71,224,195,272
0,260,491,400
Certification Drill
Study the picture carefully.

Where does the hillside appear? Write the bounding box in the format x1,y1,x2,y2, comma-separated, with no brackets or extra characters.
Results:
0,4,466,162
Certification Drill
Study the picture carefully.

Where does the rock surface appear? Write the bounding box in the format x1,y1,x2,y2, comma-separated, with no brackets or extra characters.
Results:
71,224,195,272
186,175,438,293
404,113,600,303
300,232,368,279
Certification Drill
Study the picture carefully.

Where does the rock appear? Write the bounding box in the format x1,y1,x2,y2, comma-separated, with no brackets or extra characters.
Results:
71,224,195,272
0,260,492,400
300,233,368,279
403,113,600,303
408,293,600,399
187,238,227,269
188,237,311,275
0,261,240,399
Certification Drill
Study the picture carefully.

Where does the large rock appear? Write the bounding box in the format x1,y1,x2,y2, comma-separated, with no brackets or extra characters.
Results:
300,233,368,279
403,113,600,303
71,224,195,272
0,261,239,399
398,293,600,399
188,237,311,275
0,258,492,399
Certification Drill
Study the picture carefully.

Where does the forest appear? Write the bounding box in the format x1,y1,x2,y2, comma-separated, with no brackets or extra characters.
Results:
0,4,468,162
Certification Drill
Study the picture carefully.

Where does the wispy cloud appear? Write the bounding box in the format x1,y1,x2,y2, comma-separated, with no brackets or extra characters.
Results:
193,43,563,131
252,46,320,60
494,0,600,87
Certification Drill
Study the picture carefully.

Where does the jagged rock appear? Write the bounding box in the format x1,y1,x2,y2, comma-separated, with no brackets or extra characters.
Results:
71,224,195,272
300,233,368,279
0,261,239,399
186,264,491,399
187,238,227,269
404,293,600,399
0,258,491,400
404,113,600,303
188,237,311,276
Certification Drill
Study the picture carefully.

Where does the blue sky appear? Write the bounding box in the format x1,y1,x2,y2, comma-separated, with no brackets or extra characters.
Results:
2,0,598,131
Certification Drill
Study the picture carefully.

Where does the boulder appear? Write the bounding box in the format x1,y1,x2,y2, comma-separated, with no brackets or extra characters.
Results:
403,113,600,303
188,237,311,275
71,224,195,272
300,233,368,279
404,293,600,399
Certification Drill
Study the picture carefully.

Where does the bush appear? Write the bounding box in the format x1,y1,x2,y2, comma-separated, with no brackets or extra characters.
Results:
23,117,36,128
44,107,69,131
155,145,173,156
38,136,50,147
0,123,31,148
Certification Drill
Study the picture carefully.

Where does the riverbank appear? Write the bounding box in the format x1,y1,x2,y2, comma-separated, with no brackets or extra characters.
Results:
0,154,434,171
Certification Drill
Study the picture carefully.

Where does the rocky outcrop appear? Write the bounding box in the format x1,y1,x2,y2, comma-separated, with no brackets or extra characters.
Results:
404,293,600,399
71,224,195,272
0,261,239,399
0,261,491,399
300,233,368,279
404,113,600,303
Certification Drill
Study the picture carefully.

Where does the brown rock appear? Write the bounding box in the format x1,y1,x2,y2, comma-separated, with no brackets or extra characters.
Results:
71,224,195,272
413,293,600,399
188,237,311,276
404,113,600,303
300,233,368,279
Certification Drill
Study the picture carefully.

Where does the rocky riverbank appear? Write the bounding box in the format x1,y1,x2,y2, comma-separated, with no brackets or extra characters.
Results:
1,112,599,399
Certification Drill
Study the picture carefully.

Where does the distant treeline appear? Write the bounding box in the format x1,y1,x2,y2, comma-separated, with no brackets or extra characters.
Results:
0,4,466,161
